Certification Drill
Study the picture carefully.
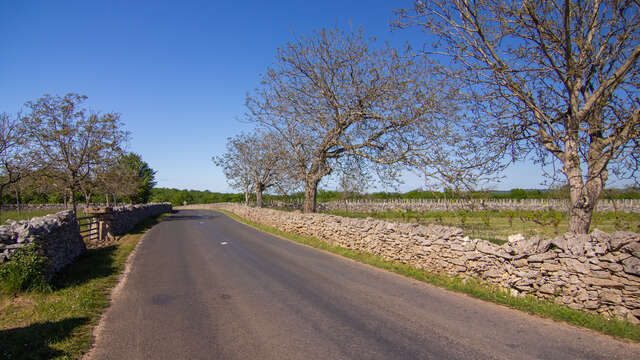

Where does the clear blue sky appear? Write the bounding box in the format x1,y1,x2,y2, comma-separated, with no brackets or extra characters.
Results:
1,0,570,192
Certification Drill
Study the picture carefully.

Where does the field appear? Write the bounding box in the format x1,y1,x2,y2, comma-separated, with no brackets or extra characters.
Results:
0,209,86,225
326,209,640,244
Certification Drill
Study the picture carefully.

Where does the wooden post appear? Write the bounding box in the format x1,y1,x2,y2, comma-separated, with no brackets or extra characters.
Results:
85,206,113,242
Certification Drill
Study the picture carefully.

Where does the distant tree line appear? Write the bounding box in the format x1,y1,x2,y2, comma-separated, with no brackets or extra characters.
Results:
149,188,245,206
0,93,157,214
214,1,640,236
150,186,640,206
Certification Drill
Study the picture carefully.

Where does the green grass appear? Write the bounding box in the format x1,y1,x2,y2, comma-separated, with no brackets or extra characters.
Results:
218,208,640,343
326,208,640,244
0,212,170,359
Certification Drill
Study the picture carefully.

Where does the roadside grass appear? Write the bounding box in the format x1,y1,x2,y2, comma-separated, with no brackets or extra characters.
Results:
0,212,170,360
326,209,640,244
218,209,640,343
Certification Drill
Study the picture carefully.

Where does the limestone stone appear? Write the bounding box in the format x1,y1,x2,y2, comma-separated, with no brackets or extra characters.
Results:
508,234,524,243
539,283,555,294
560,258,590,274
527,252,557,263
623,241,640,258
584,301,599,310
541,263,563,272
585,277,624,288
600,290,622,304
609,232,639,251
568,302,585,310
622,257,640,276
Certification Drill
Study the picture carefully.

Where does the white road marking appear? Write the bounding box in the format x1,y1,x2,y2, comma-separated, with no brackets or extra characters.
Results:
221,242,229,245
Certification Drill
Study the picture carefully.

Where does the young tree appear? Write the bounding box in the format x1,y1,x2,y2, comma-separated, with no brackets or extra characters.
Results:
247,26,466,213
396,0,640,233
21,93,129,213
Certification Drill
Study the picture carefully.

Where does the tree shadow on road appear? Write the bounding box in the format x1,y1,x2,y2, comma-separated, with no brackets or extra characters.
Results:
0,317,89,359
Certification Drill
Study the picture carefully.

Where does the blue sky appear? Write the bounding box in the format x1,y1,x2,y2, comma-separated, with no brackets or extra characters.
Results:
1,0,563,192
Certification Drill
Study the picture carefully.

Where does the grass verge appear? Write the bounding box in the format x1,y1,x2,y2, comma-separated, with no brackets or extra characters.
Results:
218,208,640,343
0,212,170,359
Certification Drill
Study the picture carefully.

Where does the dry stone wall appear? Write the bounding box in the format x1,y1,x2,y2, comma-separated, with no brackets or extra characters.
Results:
0,203,172,276
0,211,86,276
199,203,640,324
108,203,172,235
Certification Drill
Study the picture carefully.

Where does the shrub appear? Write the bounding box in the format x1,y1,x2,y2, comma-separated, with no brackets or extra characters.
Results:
0,243,51,294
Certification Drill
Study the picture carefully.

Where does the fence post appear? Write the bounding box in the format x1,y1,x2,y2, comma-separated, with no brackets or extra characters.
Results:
85,206,114,242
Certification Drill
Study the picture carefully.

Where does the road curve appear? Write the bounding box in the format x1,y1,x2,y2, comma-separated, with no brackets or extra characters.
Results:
88,209,640,360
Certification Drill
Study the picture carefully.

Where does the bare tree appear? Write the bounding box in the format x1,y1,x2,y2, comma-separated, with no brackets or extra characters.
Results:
0,113,37,217
214,131,291,207
21,93,129,213
96,159,139,206
396,0,640,233
213,135,254,205
247,26,467,213
246,131,292,207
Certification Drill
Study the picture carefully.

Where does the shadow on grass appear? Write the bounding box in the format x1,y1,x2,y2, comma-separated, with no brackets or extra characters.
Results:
0,317,89,359
53,212,170,289
53,245,118,289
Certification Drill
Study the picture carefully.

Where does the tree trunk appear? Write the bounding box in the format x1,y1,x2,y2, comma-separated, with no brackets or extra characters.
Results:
0,186,4,221
14,187,20,214
255,183,265,208
565,162,605,235
83,189,91,207
244,185,249,206
303,179,320,213
71,189,78,214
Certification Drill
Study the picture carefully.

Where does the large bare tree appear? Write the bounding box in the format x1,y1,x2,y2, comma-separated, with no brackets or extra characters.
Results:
396,0,640,233
247,26,468,213
21,93,129,213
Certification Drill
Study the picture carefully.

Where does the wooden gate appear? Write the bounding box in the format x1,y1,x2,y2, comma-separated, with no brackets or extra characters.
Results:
78,215,100,242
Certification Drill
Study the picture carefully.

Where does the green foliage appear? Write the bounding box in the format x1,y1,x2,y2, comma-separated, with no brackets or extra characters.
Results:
0,243,51,294
150,188,245,206
4,186,640,206
119,153,157,203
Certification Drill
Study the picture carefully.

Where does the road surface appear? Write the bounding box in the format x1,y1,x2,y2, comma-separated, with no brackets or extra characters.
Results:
88,209,640,359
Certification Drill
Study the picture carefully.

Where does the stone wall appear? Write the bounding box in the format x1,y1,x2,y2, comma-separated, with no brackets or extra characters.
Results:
0,203,172,276
195,203,640,324
0,211,86,276
108,203,173,235
264,198,640,214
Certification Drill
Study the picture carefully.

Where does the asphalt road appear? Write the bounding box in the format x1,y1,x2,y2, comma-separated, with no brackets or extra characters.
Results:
88,209,640,360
